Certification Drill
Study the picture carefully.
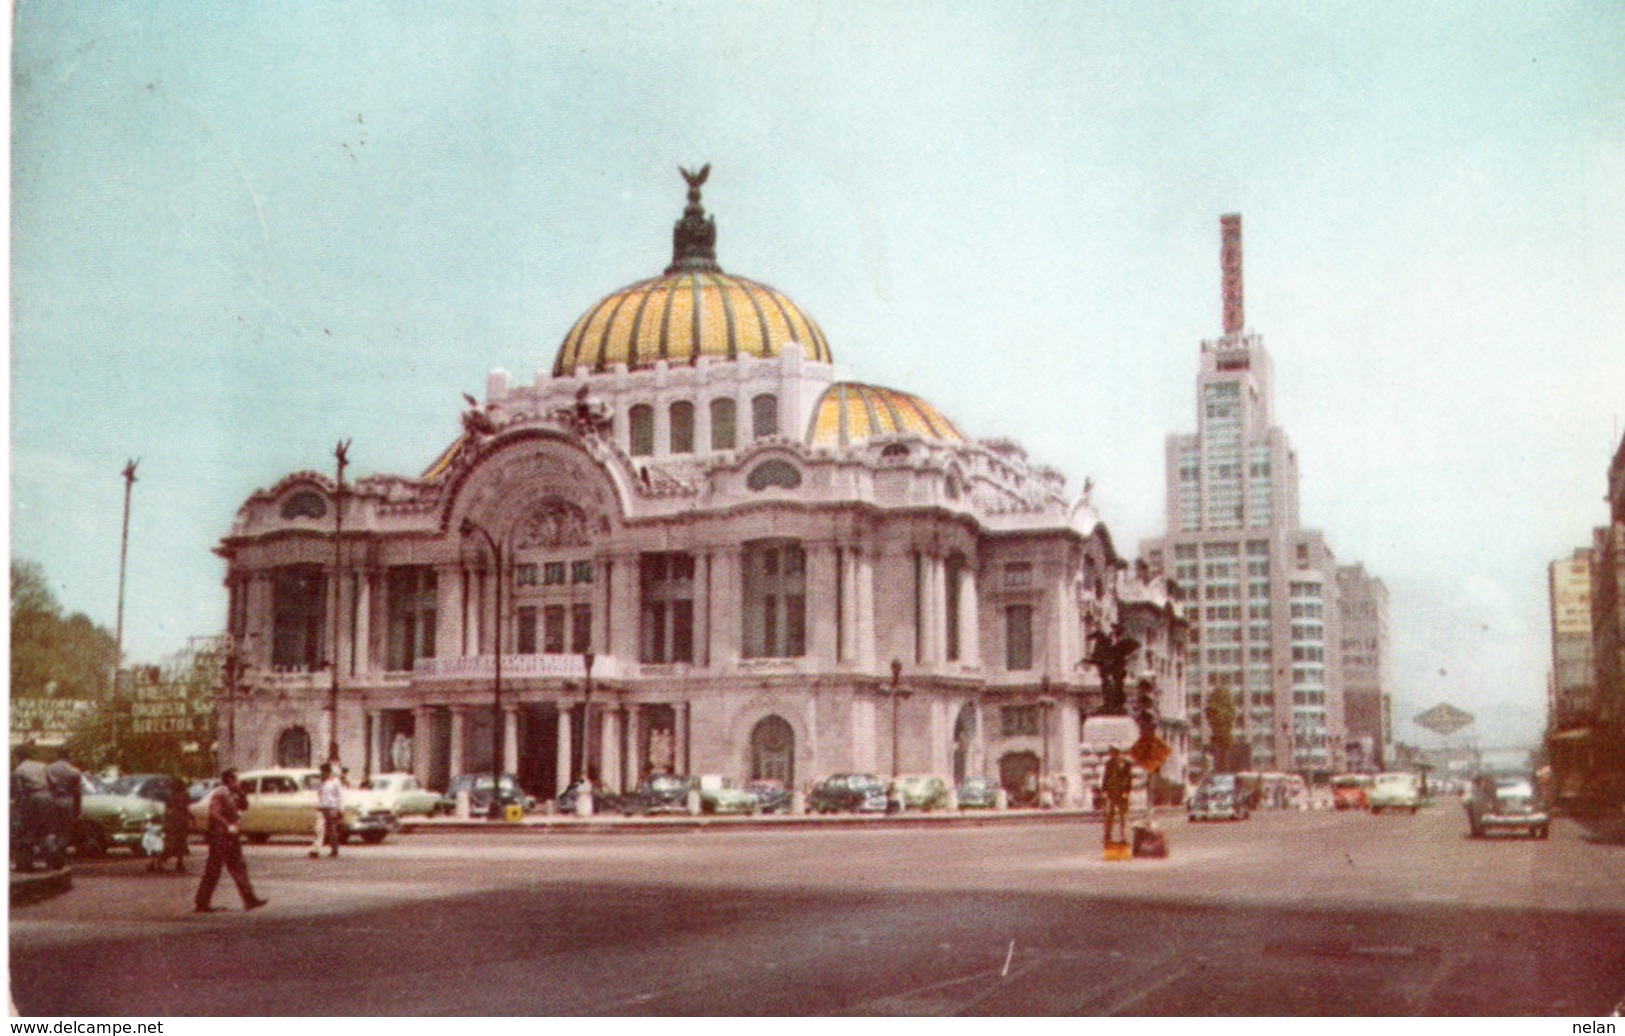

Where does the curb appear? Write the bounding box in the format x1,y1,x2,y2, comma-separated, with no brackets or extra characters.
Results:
399,807,1186,836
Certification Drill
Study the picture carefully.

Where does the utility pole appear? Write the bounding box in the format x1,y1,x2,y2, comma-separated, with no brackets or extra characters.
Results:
113,459,138,765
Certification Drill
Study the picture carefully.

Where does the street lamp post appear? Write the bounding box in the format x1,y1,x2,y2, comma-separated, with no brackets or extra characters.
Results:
460,518,505,820
328,439,350,766
1038,678,1056,805
888,659,911,780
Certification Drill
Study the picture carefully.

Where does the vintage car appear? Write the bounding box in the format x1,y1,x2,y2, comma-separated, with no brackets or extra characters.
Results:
437,773,535,816
1367,772,1422,814
1186,774,1250,822
77,773,171,856
809,773,888,814
1466,773,1550,839
894,774,951,811
360,773,442,818
614,774,691,816
744,779,792,814
1330,773,1373,811
694,774,758,815
956,776,999,810
190,768,398,844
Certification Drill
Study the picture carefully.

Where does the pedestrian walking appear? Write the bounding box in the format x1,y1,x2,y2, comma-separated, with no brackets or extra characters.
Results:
11,747,56,870
148,779,192,874
193,770,267,913
43,749,83,847
311,763,343,859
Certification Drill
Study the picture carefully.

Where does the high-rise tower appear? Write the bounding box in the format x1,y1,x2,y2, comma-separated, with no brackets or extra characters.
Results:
1141,215,1351,774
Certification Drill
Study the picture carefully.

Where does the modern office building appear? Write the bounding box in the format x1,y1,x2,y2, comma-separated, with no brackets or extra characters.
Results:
1336,563,1391,771
212,170,1164,806
1141,214,1366,776
1549,548,1595,730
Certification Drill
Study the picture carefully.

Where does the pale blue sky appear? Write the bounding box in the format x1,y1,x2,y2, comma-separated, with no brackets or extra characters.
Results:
12,2,1624,749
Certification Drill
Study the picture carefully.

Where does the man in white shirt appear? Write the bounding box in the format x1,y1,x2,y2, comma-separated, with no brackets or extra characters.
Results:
311,763,344,859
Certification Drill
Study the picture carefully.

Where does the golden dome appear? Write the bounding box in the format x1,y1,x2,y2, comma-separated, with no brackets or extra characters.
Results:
553,270,832,376
553,166,832,375
807,382,966,448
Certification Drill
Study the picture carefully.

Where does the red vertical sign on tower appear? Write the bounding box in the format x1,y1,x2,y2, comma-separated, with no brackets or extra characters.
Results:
1221,213,1243,336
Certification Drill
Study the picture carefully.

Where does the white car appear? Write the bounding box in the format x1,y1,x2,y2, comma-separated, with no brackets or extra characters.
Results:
1366,772,1421,814
190,769,399,844
360,773,442,818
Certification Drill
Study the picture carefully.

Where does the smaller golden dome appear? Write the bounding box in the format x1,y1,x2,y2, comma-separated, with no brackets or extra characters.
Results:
807,382,966,448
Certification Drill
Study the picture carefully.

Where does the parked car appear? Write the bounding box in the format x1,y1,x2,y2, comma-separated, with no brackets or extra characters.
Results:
956,776,999,809
1187,774,1250,822
616,774,691,816
745,779,792,814
190,768,398,844
694,774,757,815
1331,774,1372,811
437,773,535,816
1367,772,1422,814
1466,773,1549,839
77,773,169,856
809,773,887,814
894,774,951,811
554,779,624,815
360,773,442,818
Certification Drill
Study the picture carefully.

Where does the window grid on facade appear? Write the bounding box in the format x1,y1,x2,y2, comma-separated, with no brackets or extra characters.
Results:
742,541,805,659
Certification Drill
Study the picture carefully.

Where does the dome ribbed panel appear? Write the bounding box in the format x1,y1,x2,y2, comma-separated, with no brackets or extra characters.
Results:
805,382,966,448
554,271,832,374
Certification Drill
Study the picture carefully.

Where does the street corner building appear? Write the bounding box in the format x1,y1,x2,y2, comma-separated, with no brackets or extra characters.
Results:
213,170,1191,806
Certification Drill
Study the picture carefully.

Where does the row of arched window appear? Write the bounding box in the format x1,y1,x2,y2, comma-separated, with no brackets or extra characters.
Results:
628,394,779,457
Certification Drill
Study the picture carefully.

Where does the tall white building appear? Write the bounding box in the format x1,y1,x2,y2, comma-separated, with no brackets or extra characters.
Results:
1141,215,1363,775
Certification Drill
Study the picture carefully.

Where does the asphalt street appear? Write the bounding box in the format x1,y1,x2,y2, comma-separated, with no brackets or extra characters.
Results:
11,803,1625,1015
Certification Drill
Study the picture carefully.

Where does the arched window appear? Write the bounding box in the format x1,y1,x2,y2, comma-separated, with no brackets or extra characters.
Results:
669,401,695,454
751,394,778,439
629,405,655,457
746,459,802,491
275,726,313,768
710,398,736,451
750,715,795,785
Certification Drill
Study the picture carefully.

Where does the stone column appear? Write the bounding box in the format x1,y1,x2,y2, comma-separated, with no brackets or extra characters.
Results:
503,706,520,781
854,548,876,670
609,554,639,667
601,707,622,794
248,574,273,668
712,547,744,668
413,706,434,787
555,707,573,798
436,564,463,661
694,555,712,669
625,705,643,787
959,564,981,668
807,543,839,669
448,706,467,779
353,569,374,675
676,701,691,776
464,569,483,658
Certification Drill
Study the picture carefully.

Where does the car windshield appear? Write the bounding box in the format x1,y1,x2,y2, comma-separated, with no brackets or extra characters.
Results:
81,774,109,795
364,777,394,790
108,776,157,797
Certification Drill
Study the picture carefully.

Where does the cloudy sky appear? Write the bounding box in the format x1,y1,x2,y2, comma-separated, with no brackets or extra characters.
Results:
12,2,1623,749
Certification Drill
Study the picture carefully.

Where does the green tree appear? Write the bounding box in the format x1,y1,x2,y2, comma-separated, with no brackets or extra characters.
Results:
1203,685,1237,773
11,559,118,700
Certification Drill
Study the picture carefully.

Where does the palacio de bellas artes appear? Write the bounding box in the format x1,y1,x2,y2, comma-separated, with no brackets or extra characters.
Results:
215,166,1189,806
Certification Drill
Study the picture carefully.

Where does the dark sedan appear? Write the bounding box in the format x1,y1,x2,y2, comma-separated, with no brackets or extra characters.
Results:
956,776,999,809
809,773,887,814
746,779,792,814
616,774,692,816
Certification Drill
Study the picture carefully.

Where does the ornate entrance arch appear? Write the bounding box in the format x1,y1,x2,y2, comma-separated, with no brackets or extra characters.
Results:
749,715,795,785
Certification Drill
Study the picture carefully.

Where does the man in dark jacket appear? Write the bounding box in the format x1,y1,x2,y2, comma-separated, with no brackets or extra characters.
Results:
193,770,267,913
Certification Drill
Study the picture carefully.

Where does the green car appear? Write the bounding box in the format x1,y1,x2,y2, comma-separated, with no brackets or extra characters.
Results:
694,775,757,815
361,773,443,818
77,773,171,856
895,774,950,811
